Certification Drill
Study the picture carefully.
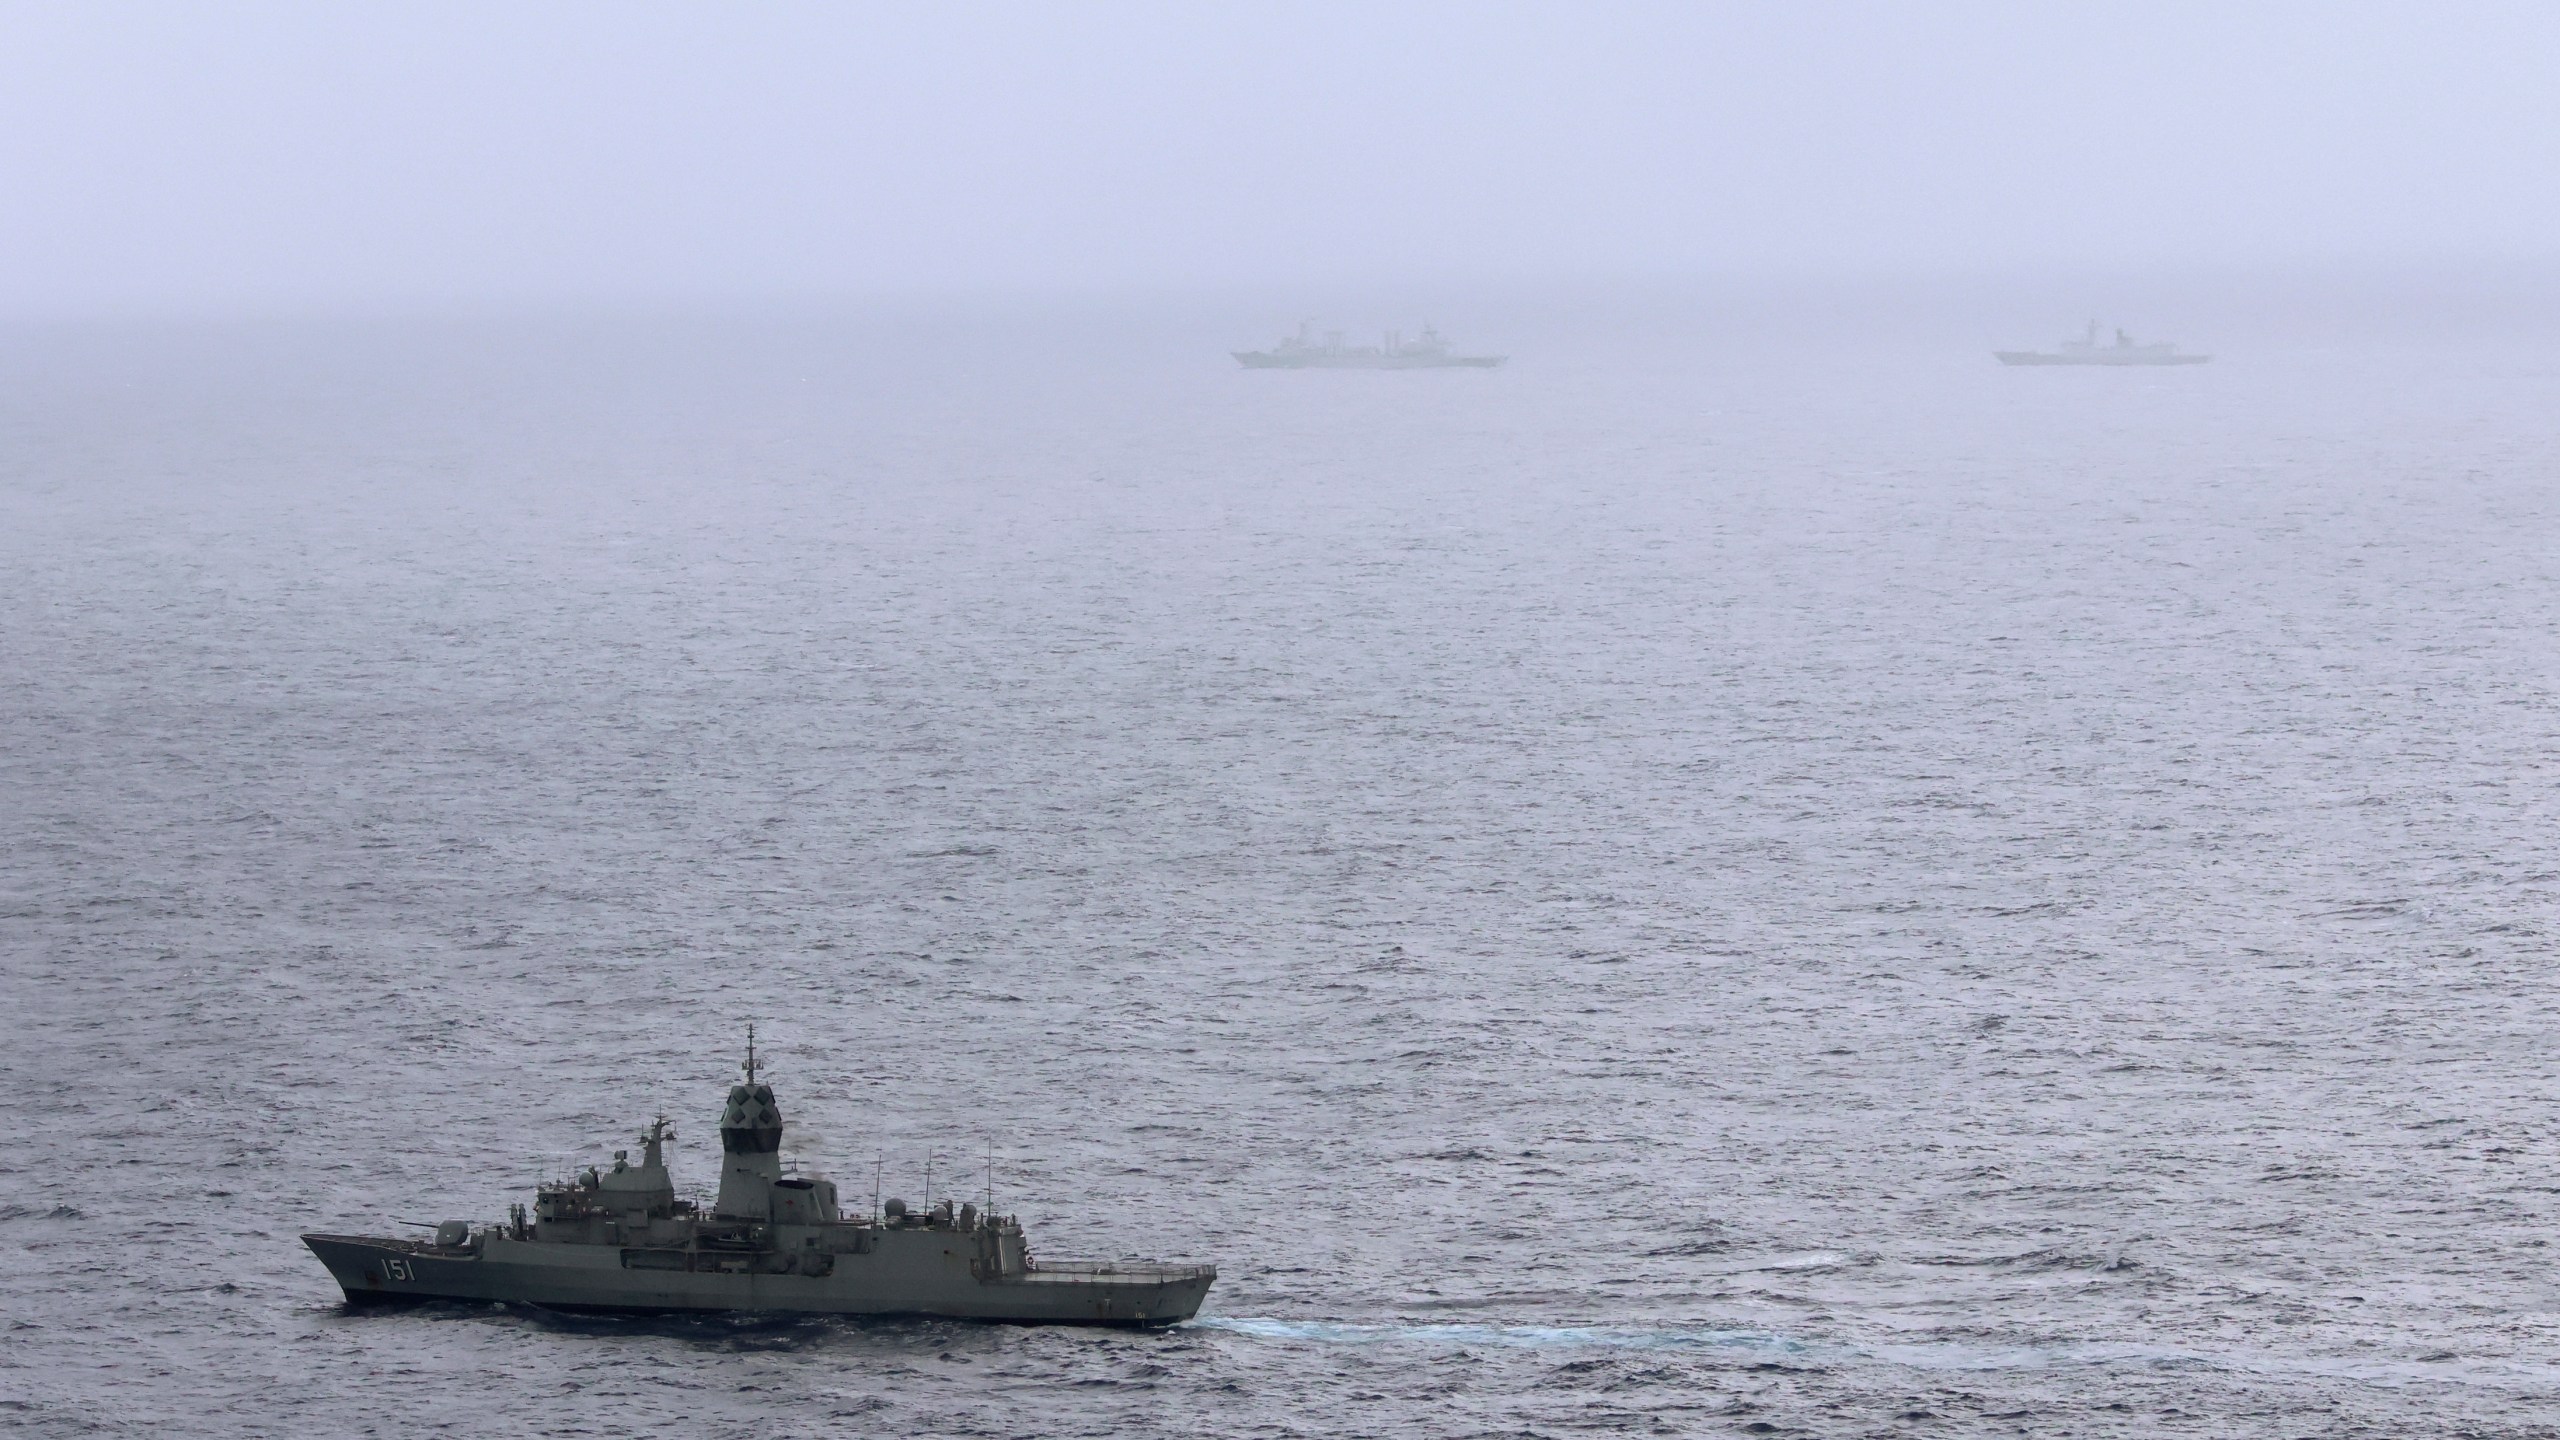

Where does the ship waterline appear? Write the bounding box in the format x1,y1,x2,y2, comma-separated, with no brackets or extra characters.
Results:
301,1232,1215,1324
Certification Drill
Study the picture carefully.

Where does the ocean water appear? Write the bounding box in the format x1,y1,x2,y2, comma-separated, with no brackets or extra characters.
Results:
4,307,2560,1437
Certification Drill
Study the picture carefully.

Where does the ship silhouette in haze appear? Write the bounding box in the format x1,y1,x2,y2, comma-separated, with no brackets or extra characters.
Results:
1996,320,2210,366
1235,321,1506,369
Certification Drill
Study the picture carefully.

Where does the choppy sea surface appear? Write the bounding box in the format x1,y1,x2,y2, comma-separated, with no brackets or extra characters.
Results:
5,308,2560,1437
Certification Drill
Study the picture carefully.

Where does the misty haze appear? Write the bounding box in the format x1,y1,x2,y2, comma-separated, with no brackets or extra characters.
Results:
6,4,2560,1437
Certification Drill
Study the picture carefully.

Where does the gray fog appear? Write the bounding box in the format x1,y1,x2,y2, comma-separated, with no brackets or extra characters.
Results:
14,6,2560,1438
5,0,2558,314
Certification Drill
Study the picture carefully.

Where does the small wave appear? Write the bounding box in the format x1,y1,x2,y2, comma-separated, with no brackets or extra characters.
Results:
1751,1250,1849,1272
1911,1247,2126,1272
2309,899,2409,920
1193,1317,1810,1355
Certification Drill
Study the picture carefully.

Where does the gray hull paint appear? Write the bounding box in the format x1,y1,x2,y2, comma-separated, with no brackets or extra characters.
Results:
305,1232,1214,1327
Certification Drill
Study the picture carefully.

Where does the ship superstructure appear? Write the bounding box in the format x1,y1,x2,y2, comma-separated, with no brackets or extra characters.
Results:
303,1031,1214,1325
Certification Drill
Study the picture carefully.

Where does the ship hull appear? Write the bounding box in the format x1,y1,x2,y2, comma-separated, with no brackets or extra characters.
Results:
1994,351,2210,366
304,1232,1213,1327
1233,352,1504,369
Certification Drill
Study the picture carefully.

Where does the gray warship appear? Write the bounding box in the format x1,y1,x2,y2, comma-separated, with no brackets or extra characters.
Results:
1235,321,1505,369
302,1034,1216,1325
1996,320,2209,366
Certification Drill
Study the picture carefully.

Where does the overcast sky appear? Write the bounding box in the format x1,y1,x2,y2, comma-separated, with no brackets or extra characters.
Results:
4,1,2557,314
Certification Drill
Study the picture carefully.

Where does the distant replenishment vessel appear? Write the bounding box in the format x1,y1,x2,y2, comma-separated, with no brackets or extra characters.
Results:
1995,320,2210,366
303,1032,1216,1325
1235,321,1505,369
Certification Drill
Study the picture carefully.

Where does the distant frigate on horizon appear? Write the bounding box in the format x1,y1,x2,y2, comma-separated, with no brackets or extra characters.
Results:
1996,320,2210,366
1235,321,1506,369
303,1029,1216,1325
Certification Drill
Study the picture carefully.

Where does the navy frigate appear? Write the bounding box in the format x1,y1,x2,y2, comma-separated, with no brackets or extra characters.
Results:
1996,320,2210,366
1235,321,1505,369
302,1033,1215,1325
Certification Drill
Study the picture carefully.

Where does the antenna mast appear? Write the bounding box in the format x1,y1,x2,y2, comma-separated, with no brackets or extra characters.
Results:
743,1022,758,1085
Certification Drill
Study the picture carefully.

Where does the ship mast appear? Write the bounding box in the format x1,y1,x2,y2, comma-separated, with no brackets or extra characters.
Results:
716,1022,784,1218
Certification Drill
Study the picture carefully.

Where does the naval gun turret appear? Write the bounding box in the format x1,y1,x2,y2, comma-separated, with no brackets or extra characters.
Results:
303,1030,1214,1325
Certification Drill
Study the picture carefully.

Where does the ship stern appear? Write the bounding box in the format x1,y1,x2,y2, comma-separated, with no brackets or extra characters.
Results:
994,1261,1218,1326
